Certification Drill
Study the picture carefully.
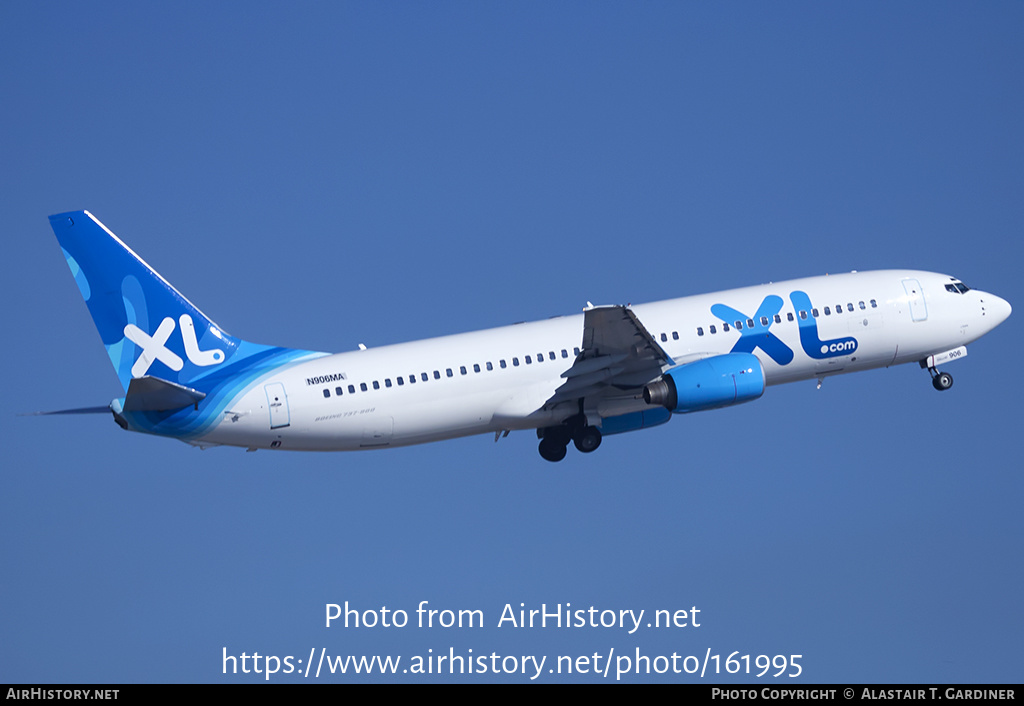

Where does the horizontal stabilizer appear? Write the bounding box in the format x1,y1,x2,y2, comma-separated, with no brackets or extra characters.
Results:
123,376,206,412
19,406,111,416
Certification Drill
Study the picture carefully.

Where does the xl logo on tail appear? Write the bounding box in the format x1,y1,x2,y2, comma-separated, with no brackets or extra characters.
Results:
712,290,858,365
124,314,225,378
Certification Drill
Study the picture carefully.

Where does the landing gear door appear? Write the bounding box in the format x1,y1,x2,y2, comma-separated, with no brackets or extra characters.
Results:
902,278,928,322
264,382,291,429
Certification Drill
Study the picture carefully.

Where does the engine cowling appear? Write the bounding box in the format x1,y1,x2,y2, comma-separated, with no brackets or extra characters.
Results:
643,353,765,413
600,407,672,436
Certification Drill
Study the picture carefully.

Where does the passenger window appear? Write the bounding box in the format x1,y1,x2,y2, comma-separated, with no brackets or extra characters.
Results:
812,309,819,318
446,368,453,378
397,378,404,386
746,318,754,328
421,373,428,382
573,347,581,356
799,311,807,320
360,382,368,391
548,351,555,360
859,301,866,310
486,362,493,371
526,355,532,364
697,327,704,336
824,306,831,315
536,353,543,362
660,333,667,342
433,370,440,379
870,299,877,308
460,366,467,375
722,323,730,331
408,375,415,384
760,316,769,326
500,360,507,369
672,331,679,340
734,321,742,330
323,389,330,398
385,379,392,388
473,364,480,373
348,384,356,393
710,324,717,334
336,387,344,396
847,303,854,312
370,381,378,389
775,314,782,324
561,349,568,358
513,358,519,367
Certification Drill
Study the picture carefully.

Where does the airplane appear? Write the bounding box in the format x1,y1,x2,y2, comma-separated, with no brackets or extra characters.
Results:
43,210,1011,462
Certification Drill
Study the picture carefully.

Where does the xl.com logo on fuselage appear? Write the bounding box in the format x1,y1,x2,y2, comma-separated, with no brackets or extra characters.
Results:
711,290,858,366
821,339,857,355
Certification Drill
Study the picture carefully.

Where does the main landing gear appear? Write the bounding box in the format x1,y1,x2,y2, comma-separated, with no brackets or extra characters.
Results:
928,367,954,391
537,416,602,462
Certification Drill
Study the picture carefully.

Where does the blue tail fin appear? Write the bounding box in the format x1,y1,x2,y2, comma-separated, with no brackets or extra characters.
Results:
48,211,318,394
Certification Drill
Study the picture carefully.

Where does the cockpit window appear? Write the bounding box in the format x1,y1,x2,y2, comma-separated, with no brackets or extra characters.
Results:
945,283,971,294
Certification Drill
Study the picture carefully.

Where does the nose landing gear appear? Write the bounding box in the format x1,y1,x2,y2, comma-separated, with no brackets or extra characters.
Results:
921,349,966,391
928,367,954,391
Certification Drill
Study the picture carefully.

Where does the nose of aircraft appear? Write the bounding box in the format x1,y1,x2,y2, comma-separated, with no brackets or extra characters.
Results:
984,293,1012,327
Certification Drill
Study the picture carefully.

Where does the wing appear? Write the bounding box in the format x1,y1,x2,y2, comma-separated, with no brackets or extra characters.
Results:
546,305,674,408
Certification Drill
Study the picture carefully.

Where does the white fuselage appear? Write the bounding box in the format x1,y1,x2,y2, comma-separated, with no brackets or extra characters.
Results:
198,270,1010,451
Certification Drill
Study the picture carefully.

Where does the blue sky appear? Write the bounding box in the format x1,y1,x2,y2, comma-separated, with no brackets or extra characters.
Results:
2,2,1021,683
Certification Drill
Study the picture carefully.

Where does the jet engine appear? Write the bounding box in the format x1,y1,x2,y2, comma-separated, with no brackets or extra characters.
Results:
643,353,765,413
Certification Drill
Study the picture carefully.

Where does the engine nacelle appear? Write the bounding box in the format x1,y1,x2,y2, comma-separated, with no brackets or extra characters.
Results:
599,407,672,436
643,353,765,413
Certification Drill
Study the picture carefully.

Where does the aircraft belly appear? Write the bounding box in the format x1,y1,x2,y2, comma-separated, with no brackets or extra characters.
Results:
390,399,496,446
